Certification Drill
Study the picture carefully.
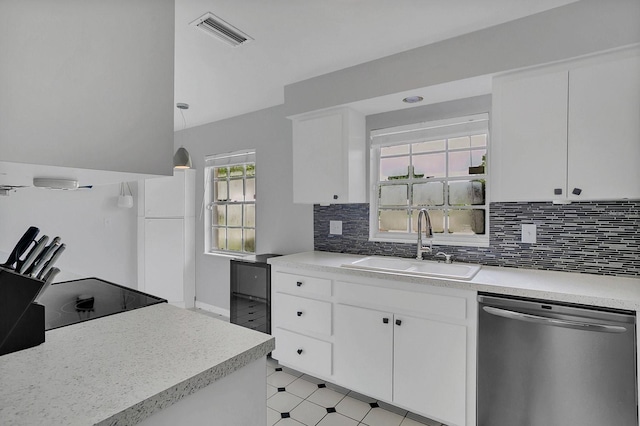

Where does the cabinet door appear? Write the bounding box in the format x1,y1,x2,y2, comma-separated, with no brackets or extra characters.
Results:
292,111,345,204
568,53,640,200
143,218,184,303
144,172,185,217
333,304,393,401
394,314,467,426
491,70,568,202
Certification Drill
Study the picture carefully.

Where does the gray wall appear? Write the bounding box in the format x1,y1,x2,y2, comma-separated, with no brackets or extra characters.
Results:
0,0,175,176
284,0,640,115
174,105,313,310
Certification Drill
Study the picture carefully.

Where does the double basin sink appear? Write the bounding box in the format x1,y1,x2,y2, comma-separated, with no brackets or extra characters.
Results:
341,256,481,280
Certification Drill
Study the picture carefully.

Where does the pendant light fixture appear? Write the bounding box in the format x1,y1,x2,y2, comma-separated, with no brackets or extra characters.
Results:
174,103,193,169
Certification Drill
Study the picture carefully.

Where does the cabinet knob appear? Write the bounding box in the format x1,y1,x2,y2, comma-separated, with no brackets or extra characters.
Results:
382,317,389,324
572,187,582,195
554,188,563,195
333,194,338,200
296,281,303,287
395,319,402,326
297,349,303,355
297,311,303,317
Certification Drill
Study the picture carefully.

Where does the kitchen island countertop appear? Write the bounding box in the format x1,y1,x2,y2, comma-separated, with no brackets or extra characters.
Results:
268,251,640,310
0,303,274,425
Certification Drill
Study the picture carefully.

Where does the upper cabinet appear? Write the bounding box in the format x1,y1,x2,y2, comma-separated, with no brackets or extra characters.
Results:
290,107,366,204
491,49,640,202
0,0,175,184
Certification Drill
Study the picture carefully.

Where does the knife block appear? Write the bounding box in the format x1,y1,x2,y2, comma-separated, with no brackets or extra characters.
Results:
0,267,46,356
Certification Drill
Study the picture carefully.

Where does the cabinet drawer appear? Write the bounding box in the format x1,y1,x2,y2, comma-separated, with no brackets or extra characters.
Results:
273,328,332,377
274,293,332,336
273,272,331,297
335,281,467,321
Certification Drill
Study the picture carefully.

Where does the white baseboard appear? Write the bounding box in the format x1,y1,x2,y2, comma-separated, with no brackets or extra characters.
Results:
195,301,230,318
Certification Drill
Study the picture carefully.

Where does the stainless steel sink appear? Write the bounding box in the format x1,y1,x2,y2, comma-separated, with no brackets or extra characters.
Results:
341,256,481,280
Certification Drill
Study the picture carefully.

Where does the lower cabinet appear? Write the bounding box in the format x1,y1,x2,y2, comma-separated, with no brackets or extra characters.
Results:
271,267,476,426
334,304,467,426
334,304,393,401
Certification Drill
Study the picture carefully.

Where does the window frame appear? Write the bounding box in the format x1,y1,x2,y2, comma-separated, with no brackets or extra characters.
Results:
369,114,490,247
204,150,256,256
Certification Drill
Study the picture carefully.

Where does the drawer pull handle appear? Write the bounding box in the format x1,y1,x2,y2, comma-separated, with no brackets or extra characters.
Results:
297,311,303,317
297,349,303,355
382,318,389,324
296,281,303,287
395,319,402,326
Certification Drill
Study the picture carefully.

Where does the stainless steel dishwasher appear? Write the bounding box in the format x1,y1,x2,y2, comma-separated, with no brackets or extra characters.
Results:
478,293,637,426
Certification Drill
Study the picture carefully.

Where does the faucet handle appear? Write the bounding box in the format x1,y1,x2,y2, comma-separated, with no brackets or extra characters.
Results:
435,252,453,264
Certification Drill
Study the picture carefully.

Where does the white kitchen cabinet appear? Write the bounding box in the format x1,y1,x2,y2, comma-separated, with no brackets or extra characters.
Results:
393,314,466,426
271,267,476,426
290,107,366,204
491,48,640,202
491,70,568,202
567,53,640,200
334,304,393,401
271,271,333,376
138,170,195,308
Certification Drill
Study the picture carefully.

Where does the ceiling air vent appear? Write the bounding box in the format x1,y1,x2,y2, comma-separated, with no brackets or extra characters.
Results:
190,12,253,47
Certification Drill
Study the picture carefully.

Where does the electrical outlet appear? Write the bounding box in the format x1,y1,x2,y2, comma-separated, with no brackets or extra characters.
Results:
521,224,536,243
329,220,342,235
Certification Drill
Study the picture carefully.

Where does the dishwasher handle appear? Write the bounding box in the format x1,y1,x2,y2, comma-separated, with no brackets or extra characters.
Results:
482,306,628,333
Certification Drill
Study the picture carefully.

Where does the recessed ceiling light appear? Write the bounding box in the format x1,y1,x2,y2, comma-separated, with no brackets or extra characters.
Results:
403,96,424,104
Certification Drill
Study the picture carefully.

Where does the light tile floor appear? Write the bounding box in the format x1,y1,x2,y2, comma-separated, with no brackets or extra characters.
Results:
191,309,445,426
266,358,444,426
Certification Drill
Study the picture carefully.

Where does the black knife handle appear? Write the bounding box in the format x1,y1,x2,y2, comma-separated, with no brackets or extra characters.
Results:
2,226,39,269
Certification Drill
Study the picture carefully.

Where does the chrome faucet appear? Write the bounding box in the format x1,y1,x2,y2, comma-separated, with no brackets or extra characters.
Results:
416,208,433,260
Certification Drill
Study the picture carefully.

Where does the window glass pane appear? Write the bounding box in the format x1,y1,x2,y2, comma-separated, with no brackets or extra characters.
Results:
229,165,244,177
244,204,255,227
448,148,486,177
412,182,444,206
215,227,226,250
412,140,445,153
244,229,255,253
449,209,486,234
379,209,408,232
229,179,244,202
449,180,485,205
380,185,408,206
216,181,228,201
470,134,486,147
380,156,410,181
413,153,446,178
448,136,470,150
246,164,256,177
215,167,228,179
216,206,226,226
227,205,242,227
228,228,242,251
410,209,445,233
381,144,409,156
246,178,255,201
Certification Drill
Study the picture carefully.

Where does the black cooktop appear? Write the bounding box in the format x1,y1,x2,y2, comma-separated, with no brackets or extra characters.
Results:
38,278,166,330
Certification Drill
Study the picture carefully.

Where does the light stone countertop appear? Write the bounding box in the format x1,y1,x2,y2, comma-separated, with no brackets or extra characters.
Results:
0,303,275,426
268,251,640,311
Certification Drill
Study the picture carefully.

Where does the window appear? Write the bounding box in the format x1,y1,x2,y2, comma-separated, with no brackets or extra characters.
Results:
369,114,489,246
204,150,256,255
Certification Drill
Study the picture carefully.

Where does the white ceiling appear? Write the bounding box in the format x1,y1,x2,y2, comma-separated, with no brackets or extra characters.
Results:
174,0,578,129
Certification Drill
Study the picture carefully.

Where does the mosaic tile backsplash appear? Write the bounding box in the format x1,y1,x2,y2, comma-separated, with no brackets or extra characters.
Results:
314,201,640,278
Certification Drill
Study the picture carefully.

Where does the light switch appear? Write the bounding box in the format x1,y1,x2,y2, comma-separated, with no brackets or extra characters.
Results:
521,224,536,244
329,220,342,235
